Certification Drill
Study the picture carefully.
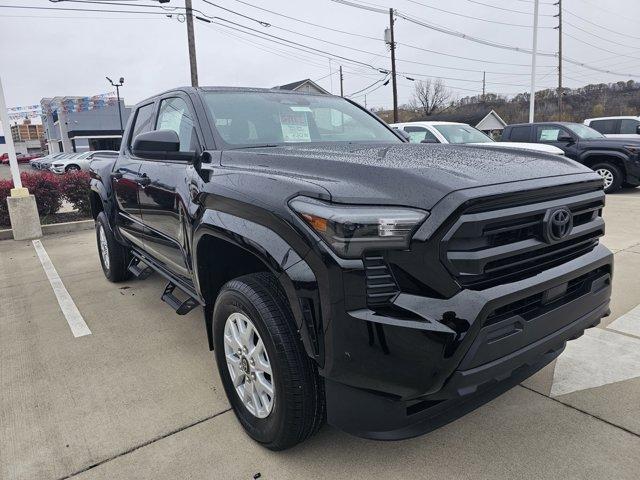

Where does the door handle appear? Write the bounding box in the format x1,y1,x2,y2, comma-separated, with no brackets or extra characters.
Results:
136,175,151,187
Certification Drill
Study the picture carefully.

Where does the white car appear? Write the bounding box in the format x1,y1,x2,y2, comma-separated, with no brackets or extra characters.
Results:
584,116,640,139
390,121,565,155
50,150,118,174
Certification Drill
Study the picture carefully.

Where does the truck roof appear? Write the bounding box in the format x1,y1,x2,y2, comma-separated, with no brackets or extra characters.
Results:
135,86,335,106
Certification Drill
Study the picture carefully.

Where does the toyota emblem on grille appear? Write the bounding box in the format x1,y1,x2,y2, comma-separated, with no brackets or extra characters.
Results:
543,207,573,243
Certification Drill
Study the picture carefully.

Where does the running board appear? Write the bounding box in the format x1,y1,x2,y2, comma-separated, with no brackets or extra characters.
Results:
161,282,200,315
128,257,154,280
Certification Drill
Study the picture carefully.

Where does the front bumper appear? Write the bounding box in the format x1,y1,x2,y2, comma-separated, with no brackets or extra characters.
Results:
322,244,612,440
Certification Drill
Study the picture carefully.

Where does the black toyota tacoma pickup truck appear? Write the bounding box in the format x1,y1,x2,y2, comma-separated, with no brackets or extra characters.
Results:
502,121,640,193
90,87,613,450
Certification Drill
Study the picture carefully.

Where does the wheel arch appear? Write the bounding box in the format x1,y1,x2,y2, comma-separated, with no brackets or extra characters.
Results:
580,151,628,177
193,212,324,365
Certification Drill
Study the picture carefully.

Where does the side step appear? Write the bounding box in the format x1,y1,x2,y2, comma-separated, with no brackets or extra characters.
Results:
161,282,200,315
128,257,154,280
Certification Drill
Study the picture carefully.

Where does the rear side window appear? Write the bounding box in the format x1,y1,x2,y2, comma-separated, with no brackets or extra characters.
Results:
403,126,439,143
590,119,618,134
620,119,640,134
507,126,531,142
128,103,155,148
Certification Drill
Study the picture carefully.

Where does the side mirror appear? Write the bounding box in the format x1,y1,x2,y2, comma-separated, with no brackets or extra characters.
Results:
420,138,438,144
635,124,640,135
557,134,574,143
132,129,196,162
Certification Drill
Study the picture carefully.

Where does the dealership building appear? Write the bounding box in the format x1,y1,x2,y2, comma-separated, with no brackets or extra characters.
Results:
40,96,131,154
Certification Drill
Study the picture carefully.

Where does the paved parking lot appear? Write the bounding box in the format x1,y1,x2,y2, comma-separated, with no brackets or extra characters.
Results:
2,189,640,480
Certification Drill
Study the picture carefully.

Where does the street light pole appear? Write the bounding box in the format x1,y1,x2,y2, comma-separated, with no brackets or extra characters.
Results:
106,76,124,134
529,0,540,123
0,77,22,190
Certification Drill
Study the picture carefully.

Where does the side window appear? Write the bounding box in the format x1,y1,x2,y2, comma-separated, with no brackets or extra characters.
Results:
620,119,640,134
508,126,531,142
590,119,618,134
404,126,439,143
536,126,567,142
128,103,154,148
156,97,198,152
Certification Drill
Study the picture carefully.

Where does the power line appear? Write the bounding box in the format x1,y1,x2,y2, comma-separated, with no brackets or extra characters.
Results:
563,18,640,50
403,0,554,28
465,0,555,16
563,8,640,42
331,0,640,78
223,0,552,68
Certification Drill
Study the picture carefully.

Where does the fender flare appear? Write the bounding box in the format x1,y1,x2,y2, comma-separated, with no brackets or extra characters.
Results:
579,150,629,171
89,179,114,219
192,210,324,365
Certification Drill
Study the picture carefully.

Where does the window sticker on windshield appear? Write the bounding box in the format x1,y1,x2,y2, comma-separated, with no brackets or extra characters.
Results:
290,106,312,112
280,112,311,142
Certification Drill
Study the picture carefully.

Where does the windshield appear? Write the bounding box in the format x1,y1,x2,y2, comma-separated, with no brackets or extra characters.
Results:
203,91,400,146
433,124,493,144
565,123,605,140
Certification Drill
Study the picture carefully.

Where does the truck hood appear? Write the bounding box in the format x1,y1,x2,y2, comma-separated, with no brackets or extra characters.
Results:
220,143,592,209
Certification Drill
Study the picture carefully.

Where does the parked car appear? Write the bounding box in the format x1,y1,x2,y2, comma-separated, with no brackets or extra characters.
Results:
33,152,74,171
1,152,42,165
501,121,640,192
30,152,66,169
50,150,118,174
584,116,640,139
391,121,565,155
90,87,612,450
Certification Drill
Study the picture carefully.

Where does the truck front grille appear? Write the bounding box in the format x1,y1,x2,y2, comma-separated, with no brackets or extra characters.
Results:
442,187,605,289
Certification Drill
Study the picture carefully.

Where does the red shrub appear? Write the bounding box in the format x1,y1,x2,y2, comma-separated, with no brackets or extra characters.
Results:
20,172,63,216
59,171,92,215
0,172,63,226
0,180,12,226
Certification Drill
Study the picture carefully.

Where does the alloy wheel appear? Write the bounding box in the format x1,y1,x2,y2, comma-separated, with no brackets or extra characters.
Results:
98,224,110,270
596,168,614,190
223,312,275,418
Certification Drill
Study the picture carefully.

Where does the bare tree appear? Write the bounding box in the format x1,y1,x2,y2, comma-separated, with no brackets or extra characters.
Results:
410,79,451,117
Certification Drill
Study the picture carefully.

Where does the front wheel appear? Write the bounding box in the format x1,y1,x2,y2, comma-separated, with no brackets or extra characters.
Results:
592,162,623,193
95,211,131,282
212,272,325,450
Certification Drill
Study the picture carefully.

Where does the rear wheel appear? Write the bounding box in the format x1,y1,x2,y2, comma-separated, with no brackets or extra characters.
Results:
592,162,623,193
95,211,131,282
212,272,325,450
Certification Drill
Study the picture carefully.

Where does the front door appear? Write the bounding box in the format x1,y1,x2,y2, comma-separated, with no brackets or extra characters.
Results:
112,102,155,248
137,95,201,280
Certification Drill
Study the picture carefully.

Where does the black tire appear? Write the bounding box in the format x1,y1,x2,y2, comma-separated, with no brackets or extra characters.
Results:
592,162,623,193
95,211,131,282
65,164,81,172
213,272,325,450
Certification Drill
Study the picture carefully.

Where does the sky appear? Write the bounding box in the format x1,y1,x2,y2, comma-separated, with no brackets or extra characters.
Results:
1,0,640,120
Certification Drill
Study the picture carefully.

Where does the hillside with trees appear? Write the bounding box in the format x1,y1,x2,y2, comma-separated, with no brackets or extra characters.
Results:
374,80,640,124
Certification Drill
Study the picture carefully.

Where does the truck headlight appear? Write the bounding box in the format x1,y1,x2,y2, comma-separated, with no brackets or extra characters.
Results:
289,196,428,258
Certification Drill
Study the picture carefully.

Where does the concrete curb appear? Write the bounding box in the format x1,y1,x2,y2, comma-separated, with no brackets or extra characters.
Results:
0,219,94,241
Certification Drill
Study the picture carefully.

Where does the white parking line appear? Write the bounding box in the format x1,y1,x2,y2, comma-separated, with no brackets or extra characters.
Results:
32,239,91,338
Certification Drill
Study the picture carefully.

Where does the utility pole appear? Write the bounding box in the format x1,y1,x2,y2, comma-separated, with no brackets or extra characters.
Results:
529,0,539,123
482,71,486,101
385,8,398,123
555,0,563,120
339,66,344,97
185,0,199,87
